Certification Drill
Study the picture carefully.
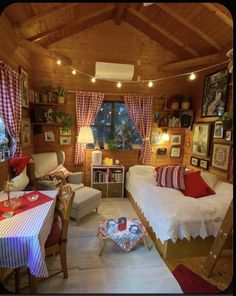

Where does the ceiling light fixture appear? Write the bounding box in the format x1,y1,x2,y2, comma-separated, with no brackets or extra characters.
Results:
117,81,122,88
57,59,62,65
72,69,76,75
91,77,96,83
148,80,153,87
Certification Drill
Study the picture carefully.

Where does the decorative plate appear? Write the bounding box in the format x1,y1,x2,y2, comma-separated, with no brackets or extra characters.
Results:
129,224,140,234
106,219,117,229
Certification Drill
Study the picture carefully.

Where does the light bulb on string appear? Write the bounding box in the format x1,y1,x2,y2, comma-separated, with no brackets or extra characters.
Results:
91,77,96,83
189,72,196,80
57,60,62,66
72,69,76,75
148,80,153,88
117,81,122,88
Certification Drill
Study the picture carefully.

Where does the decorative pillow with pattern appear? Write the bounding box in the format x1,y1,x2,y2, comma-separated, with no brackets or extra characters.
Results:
155,165,185,190
47,164,71,178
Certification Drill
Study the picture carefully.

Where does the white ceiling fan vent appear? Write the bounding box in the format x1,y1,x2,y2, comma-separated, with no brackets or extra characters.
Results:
95,62,134,81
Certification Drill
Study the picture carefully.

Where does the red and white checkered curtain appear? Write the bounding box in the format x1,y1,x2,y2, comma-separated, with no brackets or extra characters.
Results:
227,145,233,183
0,61,22,156
74,91,104,165
124,94,153,164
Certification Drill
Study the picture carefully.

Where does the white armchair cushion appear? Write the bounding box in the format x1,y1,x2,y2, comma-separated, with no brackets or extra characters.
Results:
32,152,58,178
11,167,29,191
67,172,83,184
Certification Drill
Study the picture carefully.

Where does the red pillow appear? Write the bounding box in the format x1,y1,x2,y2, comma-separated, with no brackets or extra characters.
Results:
183,171,215,198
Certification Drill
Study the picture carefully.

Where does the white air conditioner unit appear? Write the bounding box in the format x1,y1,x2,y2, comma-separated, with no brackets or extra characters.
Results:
95,62,134,81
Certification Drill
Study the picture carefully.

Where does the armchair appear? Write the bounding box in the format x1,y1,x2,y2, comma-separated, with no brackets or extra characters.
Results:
28,151,84,192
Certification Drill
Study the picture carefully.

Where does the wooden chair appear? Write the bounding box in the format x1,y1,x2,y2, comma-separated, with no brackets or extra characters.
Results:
44,185,74,279
14,185,74,292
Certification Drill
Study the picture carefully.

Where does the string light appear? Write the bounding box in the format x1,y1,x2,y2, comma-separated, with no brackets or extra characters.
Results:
64,60,228,86
72,69,76,75
189,72,196,80
117,81,122,88
57,59,62,65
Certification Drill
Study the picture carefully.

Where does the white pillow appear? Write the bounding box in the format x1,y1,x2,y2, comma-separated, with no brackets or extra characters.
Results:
129,165,155,176
11,167,29,191
200,172,219,189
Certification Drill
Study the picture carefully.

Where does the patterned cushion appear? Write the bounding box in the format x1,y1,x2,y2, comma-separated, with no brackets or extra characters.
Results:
48,164,71,178
155,165,185,190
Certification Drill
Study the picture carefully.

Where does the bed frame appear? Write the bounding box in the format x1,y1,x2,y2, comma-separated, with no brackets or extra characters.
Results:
127,192,232,260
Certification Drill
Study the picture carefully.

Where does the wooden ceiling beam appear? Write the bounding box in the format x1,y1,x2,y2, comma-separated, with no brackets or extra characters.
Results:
113,3,128,25
15,3,79,32
15,36,72,65
202,3,233,28
160,53,220,71
29,5,116,46
156,4,221,50
125,8,199,57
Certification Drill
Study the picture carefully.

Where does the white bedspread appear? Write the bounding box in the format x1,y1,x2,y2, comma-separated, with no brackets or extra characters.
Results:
126,170,233,243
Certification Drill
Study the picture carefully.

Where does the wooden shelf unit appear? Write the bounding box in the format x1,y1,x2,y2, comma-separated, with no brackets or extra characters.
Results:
91,164,125,198
29,102,65,106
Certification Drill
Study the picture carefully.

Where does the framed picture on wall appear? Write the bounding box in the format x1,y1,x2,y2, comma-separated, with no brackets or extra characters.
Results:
170,146,181,158
225,130,232,141
199,159,209,170
19,67,29,108
44,131,54,142
20,117,31,148
190,156,199,167
213,121,223,138
211,143,230,171
201,68,229,117
60,127,71,136
60,136,71,145
171,135,181,145
192,123,211,157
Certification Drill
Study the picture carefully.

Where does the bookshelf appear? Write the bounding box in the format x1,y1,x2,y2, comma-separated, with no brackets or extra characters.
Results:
91,164,125,198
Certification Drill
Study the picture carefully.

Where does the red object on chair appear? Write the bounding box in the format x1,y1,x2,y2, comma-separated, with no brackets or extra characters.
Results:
10,156,33,174
118,217,127,231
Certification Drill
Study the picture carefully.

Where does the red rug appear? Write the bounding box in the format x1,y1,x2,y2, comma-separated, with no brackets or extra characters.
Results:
172,264,220,294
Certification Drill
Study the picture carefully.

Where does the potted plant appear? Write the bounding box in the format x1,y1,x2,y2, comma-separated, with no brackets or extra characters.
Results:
170,94,184,110
39,85,52,103
57,86,66,104
53,111,74,131
103,138,109,150
218,112,232,130
181,97,191,110
107,139,118,152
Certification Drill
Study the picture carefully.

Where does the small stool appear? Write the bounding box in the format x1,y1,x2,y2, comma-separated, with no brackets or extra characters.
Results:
70,186,101,225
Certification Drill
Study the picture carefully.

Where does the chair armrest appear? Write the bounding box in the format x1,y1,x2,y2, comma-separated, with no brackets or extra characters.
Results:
36,171,66,189
67,172,83,184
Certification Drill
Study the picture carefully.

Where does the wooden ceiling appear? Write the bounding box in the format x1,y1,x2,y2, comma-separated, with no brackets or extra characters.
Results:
2,2,233,74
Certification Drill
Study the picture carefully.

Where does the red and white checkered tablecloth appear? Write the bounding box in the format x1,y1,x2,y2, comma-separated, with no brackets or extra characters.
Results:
0,190,57,278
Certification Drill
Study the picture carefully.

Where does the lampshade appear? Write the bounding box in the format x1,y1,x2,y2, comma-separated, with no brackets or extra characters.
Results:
77,126,94,144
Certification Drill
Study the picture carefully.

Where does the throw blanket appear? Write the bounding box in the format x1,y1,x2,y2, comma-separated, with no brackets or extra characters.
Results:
10,156,33,174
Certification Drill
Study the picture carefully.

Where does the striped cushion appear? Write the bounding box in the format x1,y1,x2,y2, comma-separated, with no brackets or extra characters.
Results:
48,164,71,178
155,165,185,190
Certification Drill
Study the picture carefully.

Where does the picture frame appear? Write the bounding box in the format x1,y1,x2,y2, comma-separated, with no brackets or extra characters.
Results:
153,112,160,125
60,136,71,145
192,123,211,157
151,131,161,144
213,121,223,138
201,68,229,117
44,131,54,142
171,134,181,145
211,143,231,171
190,156,199,167
199,159,209,170
20,117,31,148
60,127,71,136
157,148,167,155
170,146,181,158
19,67,29,108
225,130,232,141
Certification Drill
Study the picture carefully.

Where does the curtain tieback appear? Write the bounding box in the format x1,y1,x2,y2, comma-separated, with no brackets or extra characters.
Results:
13,137,20,143
142,137,150,141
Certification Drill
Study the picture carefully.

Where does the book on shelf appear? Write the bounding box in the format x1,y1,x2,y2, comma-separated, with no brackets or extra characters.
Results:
93,170,107,183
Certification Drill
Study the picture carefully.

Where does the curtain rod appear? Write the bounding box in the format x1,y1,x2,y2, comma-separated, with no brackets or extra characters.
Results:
67,90,166,98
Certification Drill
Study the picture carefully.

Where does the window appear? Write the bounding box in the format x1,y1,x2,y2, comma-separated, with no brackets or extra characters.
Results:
0,117,10,154
91,101,141,149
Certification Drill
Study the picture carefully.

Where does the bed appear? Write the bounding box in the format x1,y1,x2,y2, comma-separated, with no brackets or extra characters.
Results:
126,165,233,259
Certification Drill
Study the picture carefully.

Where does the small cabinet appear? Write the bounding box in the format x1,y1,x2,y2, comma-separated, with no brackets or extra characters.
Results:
91,164,125,198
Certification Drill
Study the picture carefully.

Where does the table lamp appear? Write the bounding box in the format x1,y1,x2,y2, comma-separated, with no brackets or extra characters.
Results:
77,126,95,170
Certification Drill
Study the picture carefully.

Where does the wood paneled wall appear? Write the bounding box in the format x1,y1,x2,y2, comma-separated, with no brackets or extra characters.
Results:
183,65,233,181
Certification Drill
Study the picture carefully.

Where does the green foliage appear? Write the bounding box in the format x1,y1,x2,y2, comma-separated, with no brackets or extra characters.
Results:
53,111,74,130
218,112,232,122
182,96,191,102
39,84,52,94
106,139,118,152
57,86,66,96
170,94,185,103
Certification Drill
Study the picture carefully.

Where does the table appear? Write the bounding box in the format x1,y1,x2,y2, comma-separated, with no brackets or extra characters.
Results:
97,218,152,256
0,190,58,292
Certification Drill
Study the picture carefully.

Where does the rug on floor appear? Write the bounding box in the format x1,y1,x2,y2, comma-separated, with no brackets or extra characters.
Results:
172,264,220,294
7,198,183,293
